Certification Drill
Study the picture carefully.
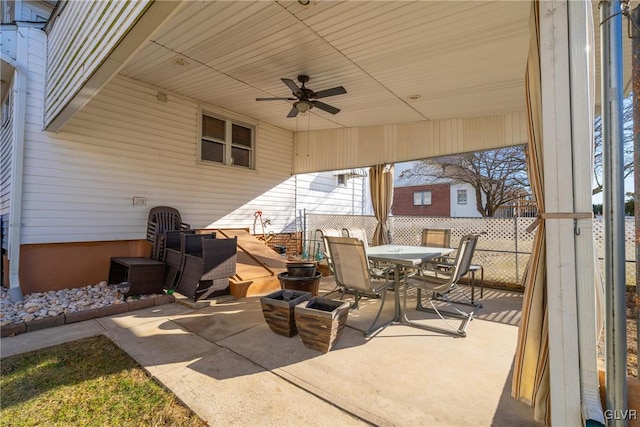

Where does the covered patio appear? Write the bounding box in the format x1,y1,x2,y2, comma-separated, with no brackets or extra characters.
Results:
1,277,537,426
2,0,632,425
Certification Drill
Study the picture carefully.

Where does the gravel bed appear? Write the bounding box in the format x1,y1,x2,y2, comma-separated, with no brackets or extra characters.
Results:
0,282,158,326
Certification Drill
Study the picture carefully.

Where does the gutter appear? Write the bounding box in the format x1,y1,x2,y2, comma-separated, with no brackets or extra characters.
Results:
1,53,27,303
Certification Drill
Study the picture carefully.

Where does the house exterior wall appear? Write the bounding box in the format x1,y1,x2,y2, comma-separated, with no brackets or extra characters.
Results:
295,172,365,217
19,1,54,22
6,26,301,291
23,74,296,245
391,184,450,217
449,183,483,218
1,77,14,252
44,0,153,128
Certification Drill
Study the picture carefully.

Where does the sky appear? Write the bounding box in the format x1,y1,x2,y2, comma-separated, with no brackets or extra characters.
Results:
591,175,634,205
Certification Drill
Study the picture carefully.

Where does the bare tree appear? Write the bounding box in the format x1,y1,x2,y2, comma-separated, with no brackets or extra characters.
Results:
399,146,529,217
592,94,634,195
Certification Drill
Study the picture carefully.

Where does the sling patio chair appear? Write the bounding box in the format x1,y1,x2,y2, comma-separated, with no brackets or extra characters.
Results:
422,231,485,308
325,236,394,337
419,227,452,271
176,236,237,301
420,228,451,249
403,233,480,337
315,228,344,292
342,227,369,247
316,228,343,272
146,206,190,261
343,227,399,287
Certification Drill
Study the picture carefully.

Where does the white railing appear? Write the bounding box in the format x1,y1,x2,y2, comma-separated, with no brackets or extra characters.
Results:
306,214,636,288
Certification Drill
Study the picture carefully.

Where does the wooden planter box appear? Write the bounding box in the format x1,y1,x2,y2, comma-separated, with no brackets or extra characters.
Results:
260,289,312,337
294,297,350,353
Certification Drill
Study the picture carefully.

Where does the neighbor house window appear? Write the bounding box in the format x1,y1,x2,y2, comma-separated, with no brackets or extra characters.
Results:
413,191,432,206
457,189,468,205
336,174,347,188
200,111,255,169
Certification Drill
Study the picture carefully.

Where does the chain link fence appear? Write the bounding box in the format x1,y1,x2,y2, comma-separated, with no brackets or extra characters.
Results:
306,214,636,288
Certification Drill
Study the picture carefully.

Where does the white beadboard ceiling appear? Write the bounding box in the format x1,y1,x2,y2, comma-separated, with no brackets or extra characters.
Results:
118,0,629,133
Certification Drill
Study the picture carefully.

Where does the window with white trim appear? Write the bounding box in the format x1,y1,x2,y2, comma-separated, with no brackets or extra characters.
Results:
457,189,468,205
413,191,432,206
200,112,255,169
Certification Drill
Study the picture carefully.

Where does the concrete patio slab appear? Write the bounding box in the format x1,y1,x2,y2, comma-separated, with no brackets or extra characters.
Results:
0,277,540,426
99,316,220,367
218,309,535,426
143,344,368,426
169,296,266,343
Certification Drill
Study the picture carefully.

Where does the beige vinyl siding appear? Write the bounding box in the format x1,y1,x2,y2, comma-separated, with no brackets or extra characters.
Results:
22,74,296,244
293,113,528,174
44,0,152,128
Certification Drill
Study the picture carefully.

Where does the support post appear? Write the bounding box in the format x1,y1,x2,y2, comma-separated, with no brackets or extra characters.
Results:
601,0,629,422
632,4,640,380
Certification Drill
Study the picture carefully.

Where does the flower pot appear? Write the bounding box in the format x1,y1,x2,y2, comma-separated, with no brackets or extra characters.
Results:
286,262,317,277
294,297,350,353
260,289,312,337
278,271,322,296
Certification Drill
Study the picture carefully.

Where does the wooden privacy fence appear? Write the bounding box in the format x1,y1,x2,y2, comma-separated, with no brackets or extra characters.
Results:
306,214,636,288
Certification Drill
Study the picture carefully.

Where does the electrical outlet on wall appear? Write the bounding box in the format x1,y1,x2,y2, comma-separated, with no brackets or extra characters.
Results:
133,197,146,206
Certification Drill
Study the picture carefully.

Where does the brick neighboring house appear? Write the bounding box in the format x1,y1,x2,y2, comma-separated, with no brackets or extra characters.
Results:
391,184,450,216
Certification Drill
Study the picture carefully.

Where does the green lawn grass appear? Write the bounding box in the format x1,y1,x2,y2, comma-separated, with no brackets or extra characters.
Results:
0,335,208,427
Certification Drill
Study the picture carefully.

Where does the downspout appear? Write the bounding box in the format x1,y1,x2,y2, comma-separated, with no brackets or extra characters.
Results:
567,1,604,424
1,53,27,303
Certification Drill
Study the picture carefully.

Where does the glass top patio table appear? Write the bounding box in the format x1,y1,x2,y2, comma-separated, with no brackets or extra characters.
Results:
365,244,455,333
367,245,453,266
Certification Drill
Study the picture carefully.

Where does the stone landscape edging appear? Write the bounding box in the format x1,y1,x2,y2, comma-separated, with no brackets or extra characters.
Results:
0,294,176,338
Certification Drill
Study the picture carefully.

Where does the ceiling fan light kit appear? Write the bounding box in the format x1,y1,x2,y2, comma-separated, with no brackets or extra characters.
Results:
294,100,312,113
256,75,346,118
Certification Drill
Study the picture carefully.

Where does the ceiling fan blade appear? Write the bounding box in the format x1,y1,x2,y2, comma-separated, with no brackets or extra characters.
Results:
287,106,299,118
282,78,303,97
255,97,297,101
312,101,340,115
313,86,347,99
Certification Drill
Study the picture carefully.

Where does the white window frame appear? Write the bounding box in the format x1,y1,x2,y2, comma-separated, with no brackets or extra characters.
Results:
457,189,468,205
413,191,432,206
336,174,348,188
198,107,256,169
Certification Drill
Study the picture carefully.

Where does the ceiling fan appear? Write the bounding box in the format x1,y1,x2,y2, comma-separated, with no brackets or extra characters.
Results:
256,75,346,118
